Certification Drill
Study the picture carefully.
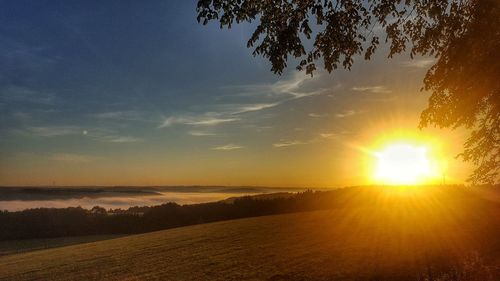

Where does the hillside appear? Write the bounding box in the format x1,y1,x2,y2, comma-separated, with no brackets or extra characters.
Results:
1,188,500,281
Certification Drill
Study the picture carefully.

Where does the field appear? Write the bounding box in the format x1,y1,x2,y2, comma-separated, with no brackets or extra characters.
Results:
1,187,500,280
0,235,124,256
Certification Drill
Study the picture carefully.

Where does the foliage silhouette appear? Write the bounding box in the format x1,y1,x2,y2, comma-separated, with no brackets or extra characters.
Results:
196,0,500,183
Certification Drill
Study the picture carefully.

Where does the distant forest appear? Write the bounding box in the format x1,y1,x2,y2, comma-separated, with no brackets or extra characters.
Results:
0,186,490,241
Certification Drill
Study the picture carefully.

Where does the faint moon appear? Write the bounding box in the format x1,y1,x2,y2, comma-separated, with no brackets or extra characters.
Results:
83,130,88,135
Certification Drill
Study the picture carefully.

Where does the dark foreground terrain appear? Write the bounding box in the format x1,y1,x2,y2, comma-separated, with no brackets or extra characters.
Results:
0,186,499,280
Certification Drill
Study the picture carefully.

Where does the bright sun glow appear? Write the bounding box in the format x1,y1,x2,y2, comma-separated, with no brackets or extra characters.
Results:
373,143,435,185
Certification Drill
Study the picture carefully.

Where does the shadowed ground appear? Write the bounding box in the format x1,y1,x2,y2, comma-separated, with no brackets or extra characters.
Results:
0,235,125,256
1,188,499,280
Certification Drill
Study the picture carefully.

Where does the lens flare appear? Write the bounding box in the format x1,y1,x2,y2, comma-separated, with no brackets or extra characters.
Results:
363,129,445,186
373,143,433,185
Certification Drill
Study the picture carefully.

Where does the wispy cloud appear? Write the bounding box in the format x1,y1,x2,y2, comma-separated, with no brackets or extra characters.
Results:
242,124,273,132
274,131,351,146
50,153,101,163
188,117,239,126
159,115,239,128
85,130,144,144
89,111,154,123
335,110,357,118
400,59,434,68
271,74,322,99
319,133,337,139
211,144,244,151
24,126,82,137
223,72,326,100
231,103,280,114
161,73,329,131
308,113,328,118
188,131,216,137
351,86,392,94
99,136,144,143
273,140,306,148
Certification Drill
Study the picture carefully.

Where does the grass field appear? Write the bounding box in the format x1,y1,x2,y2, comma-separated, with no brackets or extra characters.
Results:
0,235,125,256
1,188,500,280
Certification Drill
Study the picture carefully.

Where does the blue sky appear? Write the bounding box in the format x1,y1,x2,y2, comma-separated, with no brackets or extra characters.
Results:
0,1,469,186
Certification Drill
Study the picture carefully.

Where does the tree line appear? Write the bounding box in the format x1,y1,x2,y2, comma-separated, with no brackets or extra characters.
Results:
0,186,483,241
0,189,366,240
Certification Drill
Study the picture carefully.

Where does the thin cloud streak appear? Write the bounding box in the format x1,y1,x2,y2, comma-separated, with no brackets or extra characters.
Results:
189,118,239,126
101,136,144,143
24,126,81,137
351,86,392,94
309,113,328,118
211,144,244,151
222,72,326,100
159,116,239,128
335,110,357,118
320,133,336,138
273,140,306,148
188,131,216,137
89,111,154,123
231,103,280,114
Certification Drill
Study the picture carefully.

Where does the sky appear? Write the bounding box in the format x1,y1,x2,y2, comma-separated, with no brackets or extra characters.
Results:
0,0,473,187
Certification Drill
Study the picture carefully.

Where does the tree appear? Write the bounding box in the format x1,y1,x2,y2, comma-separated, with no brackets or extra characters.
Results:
197,0,500,183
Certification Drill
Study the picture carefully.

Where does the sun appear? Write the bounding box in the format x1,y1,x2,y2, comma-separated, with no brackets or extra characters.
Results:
373,143,434,185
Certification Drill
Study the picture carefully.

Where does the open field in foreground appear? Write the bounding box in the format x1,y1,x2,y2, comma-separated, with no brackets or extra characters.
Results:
1,188,500,281
0,235,125,256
